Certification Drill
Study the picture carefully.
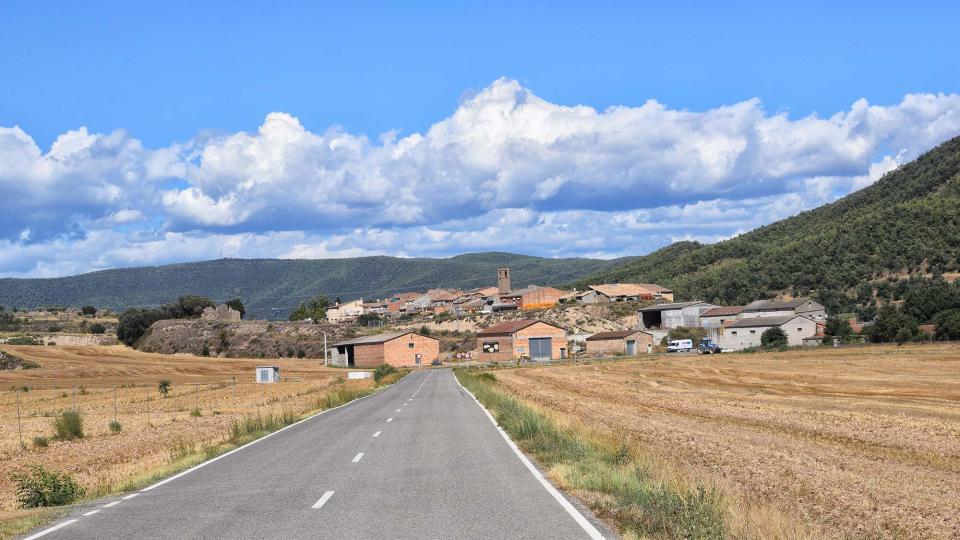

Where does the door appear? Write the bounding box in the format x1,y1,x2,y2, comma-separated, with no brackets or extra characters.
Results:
626,340,636,355
528,338,552,361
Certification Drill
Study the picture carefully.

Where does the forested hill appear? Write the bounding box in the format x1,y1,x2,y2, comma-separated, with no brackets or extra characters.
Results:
0,253,625,319
575,134,960,315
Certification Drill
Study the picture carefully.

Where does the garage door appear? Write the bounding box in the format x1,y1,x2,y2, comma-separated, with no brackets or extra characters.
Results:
528,338,552,361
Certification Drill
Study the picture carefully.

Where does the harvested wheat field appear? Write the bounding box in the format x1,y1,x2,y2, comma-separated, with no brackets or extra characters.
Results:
494,343,960,539
0,345,370,520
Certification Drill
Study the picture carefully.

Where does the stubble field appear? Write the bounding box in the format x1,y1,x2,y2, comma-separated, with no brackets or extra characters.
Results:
494,344,960,539
0,345,370,520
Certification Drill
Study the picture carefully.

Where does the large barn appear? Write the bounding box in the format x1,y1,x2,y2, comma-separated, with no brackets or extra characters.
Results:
331,331,439,368
476,320,568,362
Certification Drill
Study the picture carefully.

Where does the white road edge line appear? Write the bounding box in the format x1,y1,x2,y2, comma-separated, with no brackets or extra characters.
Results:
82,510,100,516
122,493,138,500
373,431,381,437
103,501,121,508
312,490,335,509
22,519,78,540
352,452,364,463
140,387,379,493
454,374,607,540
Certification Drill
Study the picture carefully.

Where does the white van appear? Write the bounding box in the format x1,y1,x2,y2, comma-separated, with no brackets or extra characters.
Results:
667,339,694,353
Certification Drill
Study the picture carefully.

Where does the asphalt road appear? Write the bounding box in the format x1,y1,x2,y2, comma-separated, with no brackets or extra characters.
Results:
22,369,612,539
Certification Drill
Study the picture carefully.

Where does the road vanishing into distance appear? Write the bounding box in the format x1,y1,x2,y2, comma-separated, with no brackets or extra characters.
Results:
23,370,611,540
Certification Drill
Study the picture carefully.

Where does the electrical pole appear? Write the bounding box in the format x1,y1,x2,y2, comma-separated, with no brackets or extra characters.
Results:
323,333,328,367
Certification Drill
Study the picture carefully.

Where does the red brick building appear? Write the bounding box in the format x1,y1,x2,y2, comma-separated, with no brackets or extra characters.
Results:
331,331,439,368
585,330,654,356
501,286,568,310
476,319,568,362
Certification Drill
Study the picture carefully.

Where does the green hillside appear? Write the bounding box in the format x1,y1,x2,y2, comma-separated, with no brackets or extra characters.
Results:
576,134,960,315
0,252,624,319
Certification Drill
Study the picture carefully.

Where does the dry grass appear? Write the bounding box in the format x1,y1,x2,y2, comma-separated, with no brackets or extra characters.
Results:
492,343,960,539
0,345,372,523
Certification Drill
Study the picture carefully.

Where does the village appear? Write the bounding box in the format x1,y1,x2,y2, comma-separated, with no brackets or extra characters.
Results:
319,266,836,368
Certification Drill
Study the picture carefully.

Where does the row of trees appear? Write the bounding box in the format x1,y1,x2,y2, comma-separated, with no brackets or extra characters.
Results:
288,295,330,322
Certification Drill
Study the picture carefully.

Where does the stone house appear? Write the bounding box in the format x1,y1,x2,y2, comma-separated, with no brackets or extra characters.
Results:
476,319,568,362
585,330,654,356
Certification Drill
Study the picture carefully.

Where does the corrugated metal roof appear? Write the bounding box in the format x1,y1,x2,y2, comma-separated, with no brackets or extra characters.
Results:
332,331,436,347
586,330,649,341
700,306,744,317
726,315,807,328
742,297,817,311
589,283,672,297
477,319,564,336
638,301,711,312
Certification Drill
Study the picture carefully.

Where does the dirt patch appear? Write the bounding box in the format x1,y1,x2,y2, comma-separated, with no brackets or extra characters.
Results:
493,344,960,539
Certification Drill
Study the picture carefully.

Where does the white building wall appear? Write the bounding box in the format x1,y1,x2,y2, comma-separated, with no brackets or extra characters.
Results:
719,317,818,350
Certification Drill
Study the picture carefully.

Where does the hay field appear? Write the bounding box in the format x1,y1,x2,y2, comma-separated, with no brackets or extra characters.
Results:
494,344,960,539
0,345,369,517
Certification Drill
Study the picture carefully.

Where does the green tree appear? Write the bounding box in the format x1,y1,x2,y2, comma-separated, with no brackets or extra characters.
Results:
80,306,97,317
823,316,854,341
158,380,171,398
88,323,106,335
289,295,330,321
225,298,246,319
933,309,960,340
760,327,788,348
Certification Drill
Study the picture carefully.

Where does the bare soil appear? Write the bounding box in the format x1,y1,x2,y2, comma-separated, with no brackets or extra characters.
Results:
494,343,960,539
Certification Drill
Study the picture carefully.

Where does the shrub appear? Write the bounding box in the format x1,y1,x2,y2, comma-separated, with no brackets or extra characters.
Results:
297,349,306,358
477,372,498,384
760,327,788,348
10,465,85,508
80,306,97,316
89,323,106,335
373,363,398,384
47,325,63,333
190,408,202,417
158,379,171,398
32,436,49,448
53,411,84,441
6,336,41,345
201,344,210,357
108,420,122,433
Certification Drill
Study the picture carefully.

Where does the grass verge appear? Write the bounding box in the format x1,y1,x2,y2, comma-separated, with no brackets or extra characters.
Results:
2,372,408,539
455,368,727,540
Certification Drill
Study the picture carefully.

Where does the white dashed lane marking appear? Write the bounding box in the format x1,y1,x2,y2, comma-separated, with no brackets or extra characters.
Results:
82,510,100,516
312,491,335,509
373,431,381,438
352,452,364,463
387,417,393,422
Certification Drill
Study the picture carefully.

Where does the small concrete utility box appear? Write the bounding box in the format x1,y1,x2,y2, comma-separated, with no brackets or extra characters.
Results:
256,366,280,383
348,371,372,380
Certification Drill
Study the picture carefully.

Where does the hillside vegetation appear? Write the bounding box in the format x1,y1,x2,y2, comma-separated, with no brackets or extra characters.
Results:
0,253,623,319
576,134,960,316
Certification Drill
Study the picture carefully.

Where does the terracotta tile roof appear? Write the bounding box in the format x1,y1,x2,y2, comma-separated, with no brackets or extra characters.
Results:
586,330,649,341
700,306,743,317
477,319,564,336
589,283,670,297
332,331,437,346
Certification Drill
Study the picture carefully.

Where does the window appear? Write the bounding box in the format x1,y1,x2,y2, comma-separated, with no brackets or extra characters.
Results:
750,330,756,334
408,342,415,349
730,331,737,335
797,328,803,332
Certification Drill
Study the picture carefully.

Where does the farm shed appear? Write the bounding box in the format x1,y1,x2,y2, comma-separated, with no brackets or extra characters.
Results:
476,319,568,362
256,366,280,383
331,331,439,368
501,286,568,309
741,297,826,322
699,306,744,328
638,301,717,330
719,315,818,350
581,283,674,303
585,330,654,356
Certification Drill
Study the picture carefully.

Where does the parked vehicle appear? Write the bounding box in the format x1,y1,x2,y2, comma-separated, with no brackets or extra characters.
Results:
667,339,694,353
698,338,722,354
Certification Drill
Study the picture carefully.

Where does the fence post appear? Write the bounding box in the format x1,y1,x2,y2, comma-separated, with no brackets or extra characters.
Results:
113,385,118,423
16,390,23,451
73,385,77,412
194,383,199,414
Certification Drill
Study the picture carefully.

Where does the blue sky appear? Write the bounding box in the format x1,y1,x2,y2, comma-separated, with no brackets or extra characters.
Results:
2,1,960,277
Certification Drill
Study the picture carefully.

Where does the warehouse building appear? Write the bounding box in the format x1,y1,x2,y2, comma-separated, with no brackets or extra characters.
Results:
476,319,568,362
331,331,439,368
719,315,818,350
585,330,654,356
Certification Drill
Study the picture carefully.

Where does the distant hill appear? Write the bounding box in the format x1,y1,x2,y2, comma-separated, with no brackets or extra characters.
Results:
0,253,625,319
575,134,960,314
